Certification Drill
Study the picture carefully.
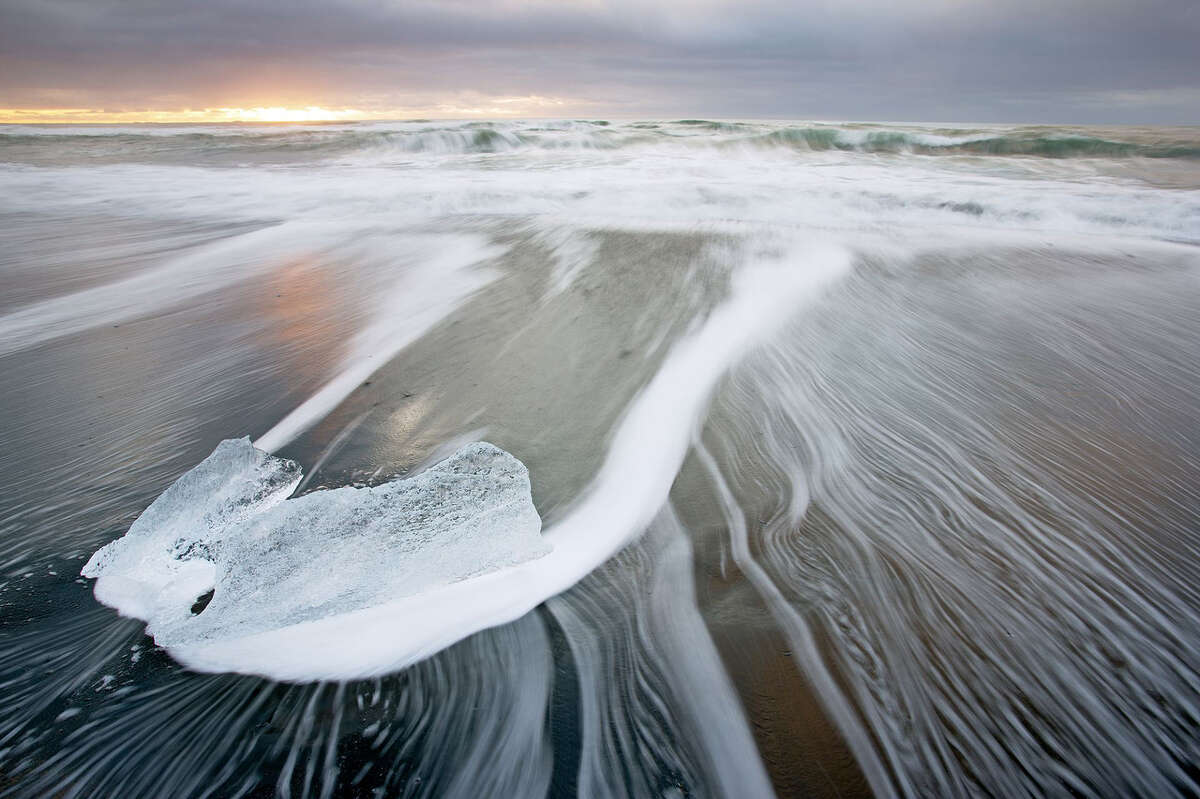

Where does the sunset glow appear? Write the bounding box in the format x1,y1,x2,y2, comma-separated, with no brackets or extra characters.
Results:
0,96,574,124
212,107,366,123
4,0,1200,794
0,106,369,124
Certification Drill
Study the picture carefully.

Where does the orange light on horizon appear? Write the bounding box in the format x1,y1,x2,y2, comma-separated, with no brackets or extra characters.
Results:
0,96,577,124
0,106,371,124
214,106,367,122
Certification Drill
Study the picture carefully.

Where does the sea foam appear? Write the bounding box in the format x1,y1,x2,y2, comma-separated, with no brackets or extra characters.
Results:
83,243,850,681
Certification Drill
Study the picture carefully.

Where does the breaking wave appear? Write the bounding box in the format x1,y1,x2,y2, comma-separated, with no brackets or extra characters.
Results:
3,119,1198,163
3,114,1200,798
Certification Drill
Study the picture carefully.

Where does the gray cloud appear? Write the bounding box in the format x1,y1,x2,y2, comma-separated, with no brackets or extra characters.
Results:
1,0,1197,122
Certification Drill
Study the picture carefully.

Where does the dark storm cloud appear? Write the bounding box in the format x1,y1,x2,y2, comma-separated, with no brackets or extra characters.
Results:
1,0,1197,122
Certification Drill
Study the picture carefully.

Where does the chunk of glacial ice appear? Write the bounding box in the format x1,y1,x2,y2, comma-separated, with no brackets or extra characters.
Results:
82,438,547,652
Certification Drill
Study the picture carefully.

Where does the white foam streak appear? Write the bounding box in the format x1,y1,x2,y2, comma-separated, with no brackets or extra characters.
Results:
694,440,899,797
645,512,777,799
254,237,500,452
174,243,852,680
0,223,306,357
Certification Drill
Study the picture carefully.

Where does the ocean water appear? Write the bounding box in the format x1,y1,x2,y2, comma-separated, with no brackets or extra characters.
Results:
1,118,1199,798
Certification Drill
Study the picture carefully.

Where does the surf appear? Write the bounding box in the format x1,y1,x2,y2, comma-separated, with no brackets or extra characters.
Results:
81,242,852,681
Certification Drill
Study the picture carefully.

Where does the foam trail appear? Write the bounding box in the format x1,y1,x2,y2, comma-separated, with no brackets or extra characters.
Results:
699,251,1200,795
253,237,501,453
645,510,776,798
548,509,775,797
174,242,852,681
0,223,307,357
694,440,898,797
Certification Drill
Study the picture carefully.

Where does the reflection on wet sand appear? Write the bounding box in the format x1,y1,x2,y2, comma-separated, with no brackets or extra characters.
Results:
2,118,1200,797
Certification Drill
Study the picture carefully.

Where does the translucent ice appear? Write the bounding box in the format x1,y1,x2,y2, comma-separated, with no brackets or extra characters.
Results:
82,242,846,681
83,439,546,655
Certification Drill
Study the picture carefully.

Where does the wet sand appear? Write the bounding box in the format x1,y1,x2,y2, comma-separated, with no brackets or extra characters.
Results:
3,119,1200,797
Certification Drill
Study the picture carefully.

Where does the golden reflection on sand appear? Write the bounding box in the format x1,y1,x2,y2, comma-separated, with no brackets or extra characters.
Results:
258,255,355,387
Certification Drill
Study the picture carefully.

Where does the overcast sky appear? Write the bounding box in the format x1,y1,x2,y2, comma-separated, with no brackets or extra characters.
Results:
1,0,1198,123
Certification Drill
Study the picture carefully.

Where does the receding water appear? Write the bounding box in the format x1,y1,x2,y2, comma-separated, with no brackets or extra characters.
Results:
1,119,1199,798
